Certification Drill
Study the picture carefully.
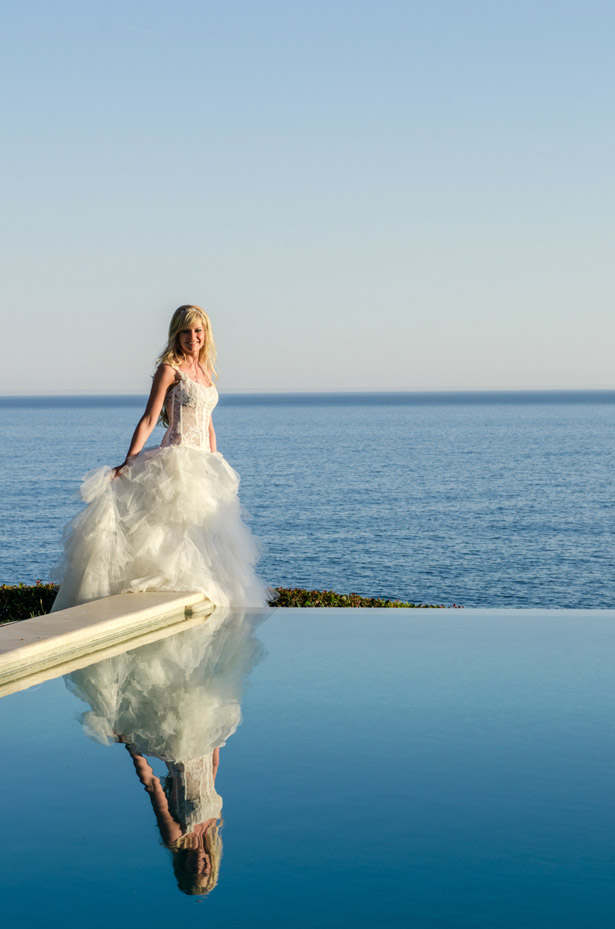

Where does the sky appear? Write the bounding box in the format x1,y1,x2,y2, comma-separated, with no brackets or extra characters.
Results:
2,0,614,394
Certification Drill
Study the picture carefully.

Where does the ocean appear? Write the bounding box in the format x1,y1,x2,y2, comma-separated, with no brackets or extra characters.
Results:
1,391,614,608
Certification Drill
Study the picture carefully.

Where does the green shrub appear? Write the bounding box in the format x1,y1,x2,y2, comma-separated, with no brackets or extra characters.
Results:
0,584,454,624
0,582,58,624
270,587,444,608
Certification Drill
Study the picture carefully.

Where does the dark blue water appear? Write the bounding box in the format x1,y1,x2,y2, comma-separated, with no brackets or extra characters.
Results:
1,392,614,607
3,607,615,927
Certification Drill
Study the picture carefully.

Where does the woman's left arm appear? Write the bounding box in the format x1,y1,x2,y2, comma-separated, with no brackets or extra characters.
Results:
209,417,217,453
208,368,218,453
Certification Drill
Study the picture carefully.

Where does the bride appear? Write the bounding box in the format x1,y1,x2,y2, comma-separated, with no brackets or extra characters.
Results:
51,304,271,612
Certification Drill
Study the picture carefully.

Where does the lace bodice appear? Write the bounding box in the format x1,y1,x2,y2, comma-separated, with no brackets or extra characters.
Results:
161,368,218,451
165,756,224,827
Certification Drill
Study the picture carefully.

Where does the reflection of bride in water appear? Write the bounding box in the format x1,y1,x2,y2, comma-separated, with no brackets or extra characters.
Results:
66,608,267,895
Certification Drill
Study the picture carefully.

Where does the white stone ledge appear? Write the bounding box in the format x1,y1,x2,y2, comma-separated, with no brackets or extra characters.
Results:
0,591,212,687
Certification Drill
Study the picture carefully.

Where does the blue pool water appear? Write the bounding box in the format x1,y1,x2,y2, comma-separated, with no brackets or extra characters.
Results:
1,391,615,608
3,607,615,926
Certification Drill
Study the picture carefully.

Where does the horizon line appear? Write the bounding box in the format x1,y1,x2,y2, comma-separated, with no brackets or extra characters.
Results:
2,386,615,399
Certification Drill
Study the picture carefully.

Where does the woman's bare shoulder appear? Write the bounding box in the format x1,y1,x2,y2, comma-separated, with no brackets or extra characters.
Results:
154,363,181,385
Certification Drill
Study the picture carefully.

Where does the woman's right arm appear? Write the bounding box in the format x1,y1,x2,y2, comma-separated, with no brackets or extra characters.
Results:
124,748,183,846
113,364,177,475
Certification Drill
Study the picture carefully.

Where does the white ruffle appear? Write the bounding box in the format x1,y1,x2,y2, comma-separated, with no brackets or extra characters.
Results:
66,608,266,756
51,445,271,612
66,609,268,829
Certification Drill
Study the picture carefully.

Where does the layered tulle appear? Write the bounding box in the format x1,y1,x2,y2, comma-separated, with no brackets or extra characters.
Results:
65,609,269,826
51,446,271,612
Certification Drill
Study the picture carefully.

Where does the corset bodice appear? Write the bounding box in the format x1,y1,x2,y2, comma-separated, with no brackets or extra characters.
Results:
165,755,224,828
161,369,218,451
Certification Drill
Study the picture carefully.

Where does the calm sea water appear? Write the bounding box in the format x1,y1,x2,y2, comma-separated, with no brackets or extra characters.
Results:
1,391,614,607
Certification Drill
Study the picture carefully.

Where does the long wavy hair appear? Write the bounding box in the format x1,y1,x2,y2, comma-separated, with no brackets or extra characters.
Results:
156,304,218,426
168,821,224,896
157,304,218,374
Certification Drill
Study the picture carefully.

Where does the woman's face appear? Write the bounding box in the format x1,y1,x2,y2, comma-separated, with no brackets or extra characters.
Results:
186,846,211,877
178,325,205,356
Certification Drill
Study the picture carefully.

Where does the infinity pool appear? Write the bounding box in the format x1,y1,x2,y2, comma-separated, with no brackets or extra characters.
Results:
2,607,615,927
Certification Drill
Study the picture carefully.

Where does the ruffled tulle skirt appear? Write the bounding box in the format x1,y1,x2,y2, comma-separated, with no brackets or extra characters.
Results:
65,609,269,826
51,446,271,612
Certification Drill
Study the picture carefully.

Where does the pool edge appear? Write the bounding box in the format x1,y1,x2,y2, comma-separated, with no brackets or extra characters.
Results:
0,591,212,687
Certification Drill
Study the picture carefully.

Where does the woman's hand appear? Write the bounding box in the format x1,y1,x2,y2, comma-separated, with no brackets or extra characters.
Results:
112,460,129,478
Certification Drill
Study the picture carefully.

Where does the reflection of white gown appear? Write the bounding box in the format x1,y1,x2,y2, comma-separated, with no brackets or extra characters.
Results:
66,609,267,827
51,368,271,612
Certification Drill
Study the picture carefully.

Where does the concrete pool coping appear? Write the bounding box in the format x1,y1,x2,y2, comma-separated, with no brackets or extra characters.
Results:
0,591,213,692
3,601,615,698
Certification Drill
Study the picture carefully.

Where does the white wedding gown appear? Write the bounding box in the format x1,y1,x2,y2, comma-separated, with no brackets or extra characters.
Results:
66,609,267,828
51,368,271,612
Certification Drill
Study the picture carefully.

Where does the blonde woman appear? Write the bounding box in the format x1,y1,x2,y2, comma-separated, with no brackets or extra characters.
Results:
66,608,269,896
52,304,270,611
126,747,224,896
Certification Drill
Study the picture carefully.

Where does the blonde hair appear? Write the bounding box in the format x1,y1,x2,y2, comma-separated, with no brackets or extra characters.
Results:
157,304,218,376
156,304,218,427
168,821,223,896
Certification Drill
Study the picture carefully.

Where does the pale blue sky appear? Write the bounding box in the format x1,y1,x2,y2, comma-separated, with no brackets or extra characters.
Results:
2,0,613,394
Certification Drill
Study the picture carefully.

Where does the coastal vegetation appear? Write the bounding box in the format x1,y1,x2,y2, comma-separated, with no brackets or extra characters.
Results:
0,583,452,624
272,588,449,609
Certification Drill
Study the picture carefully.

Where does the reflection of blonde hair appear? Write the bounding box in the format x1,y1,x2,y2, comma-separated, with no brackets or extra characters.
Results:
168,821,223,896
157,304,218,377
156,304,218,427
